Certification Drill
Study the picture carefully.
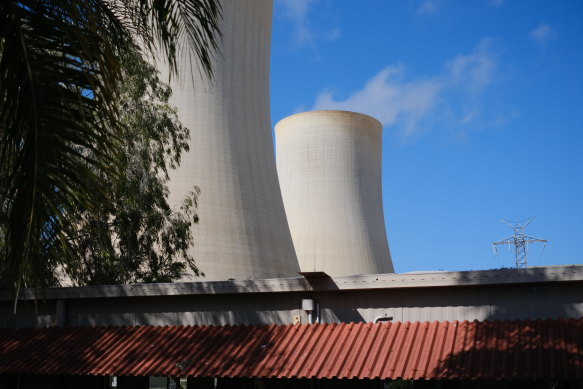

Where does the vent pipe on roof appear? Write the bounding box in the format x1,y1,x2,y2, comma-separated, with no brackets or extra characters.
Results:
374,315,394,324
302,298,314,324
302,298,321,324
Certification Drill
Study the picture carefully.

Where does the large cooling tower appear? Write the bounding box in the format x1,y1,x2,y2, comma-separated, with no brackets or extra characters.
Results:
160,0,300,280
275,110,394,276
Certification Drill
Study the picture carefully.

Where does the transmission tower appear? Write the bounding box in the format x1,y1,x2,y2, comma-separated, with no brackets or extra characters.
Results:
492,217,547,268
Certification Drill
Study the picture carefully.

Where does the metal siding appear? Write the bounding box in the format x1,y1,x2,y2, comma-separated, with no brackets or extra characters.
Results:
64,294,301,327
545,283,583,318
3,281,583,328
1,300,57,327
0,319,581,380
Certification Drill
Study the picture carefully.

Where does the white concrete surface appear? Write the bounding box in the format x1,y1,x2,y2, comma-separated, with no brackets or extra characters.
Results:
158,0,300,280
275,110,394,276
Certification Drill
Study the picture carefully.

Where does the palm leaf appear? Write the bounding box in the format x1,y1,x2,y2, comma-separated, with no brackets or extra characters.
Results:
0,0,125,288
0,0,220,289
107,0,222,78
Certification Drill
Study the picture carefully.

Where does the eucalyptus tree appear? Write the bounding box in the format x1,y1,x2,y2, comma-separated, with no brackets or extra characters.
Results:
59,48,203,286
0,0,221,289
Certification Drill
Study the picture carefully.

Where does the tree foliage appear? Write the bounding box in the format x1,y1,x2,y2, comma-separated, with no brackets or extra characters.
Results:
0,0,220,289
59,49,202,286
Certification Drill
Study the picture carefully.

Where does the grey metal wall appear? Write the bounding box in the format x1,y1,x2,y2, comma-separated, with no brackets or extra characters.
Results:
158,0,300,280
2,281,581,328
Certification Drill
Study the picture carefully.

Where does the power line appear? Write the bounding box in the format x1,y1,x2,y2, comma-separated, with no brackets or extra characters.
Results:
492,217,547,268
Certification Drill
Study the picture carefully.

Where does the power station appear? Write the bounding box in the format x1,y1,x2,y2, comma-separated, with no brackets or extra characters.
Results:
276,110,394,275
160,0,300,280
159,0,394,280
1,0,581,387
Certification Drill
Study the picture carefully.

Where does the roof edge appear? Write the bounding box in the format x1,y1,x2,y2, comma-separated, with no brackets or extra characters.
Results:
1,264,581,301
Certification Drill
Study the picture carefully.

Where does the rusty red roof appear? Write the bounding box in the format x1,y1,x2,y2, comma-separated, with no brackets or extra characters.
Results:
0,319,581,380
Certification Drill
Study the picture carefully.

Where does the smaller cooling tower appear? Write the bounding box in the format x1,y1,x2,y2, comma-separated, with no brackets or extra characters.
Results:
275,110,394,276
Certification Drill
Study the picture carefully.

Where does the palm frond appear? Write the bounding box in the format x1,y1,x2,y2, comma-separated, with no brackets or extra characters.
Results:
0,0,221,290
0,0,127,288
109,0,222,79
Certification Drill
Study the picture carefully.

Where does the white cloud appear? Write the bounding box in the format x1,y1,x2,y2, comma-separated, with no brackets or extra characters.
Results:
314,67,442,137
311,40,499,139
489,0,504,8
445,40,498,94
493,111,519,127
418,0,442,15
276,0,340,48
325,29,342,42
530,24,555,45
278,0,312,21
277,0,314,45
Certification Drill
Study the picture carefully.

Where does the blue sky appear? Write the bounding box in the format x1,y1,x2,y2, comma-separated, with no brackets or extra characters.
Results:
269,0,583,272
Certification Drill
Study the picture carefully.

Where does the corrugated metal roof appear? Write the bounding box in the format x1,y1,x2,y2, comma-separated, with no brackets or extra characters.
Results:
0,319,581,380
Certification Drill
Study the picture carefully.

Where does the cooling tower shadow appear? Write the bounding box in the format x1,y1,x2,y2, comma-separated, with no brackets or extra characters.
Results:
302,272,366,324
125,278,309,327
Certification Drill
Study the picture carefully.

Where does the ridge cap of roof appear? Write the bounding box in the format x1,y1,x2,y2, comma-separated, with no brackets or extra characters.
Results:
1,264,582,301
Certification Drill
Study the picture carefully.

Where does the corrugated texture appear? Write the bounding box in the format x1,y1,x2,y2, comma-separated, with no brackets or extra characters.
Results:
0,319,581,380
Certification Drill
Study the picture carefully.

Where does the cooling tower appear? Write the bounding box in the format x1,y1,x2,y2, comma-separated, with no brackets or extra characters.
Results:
275,110,394,276
160,0,300,280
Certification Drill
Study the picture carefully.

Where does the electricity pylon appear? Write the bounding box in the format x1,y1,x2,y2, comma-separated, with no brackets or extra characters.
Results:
492,217,547,268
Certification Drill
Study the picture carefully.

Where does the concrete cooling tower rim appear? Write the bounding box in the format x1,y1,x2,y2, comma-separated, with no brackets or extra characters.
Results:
275,110,383,131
